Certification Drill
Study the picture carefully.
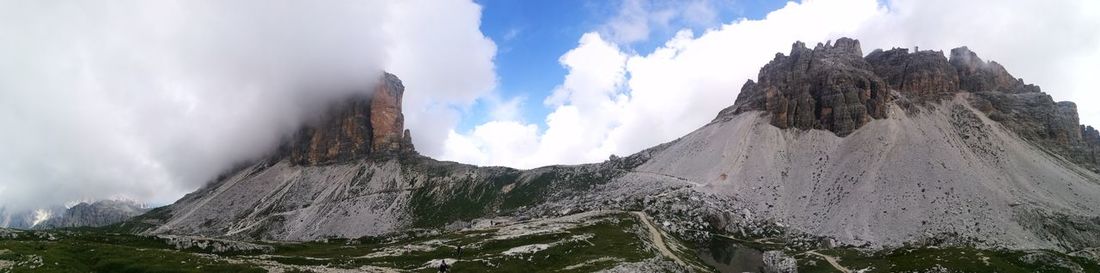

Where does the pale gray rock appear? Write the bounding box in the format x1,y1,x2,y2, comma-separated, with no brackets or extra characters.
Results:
762,251,798,273
157,235,274,254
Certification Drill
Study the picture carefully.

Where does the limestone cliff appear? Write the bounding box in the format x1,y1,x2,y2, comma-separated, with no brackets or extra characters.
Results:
724,38,890,136
723,37,1099,172
275,73,415,166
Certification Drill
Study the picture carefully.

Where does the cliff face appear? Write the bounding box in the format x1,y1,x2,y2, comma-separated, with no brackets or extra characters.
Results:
865,48,959,99
726,38,890,136
950,47,1039,94
276,73,415,166
724,38,1100,173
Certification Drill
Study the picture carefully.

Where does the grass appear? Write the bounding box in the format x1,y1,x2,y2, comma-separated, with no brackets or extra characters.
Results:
7,211,1097,273
791,246,1100,273
0,211,664,272
303,213,656,272
0,235,265,273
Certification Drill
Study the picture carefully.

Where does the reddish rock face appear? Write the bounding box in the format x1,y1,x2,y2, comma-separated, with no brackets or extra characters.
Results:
277,73,415,166
369,73,408,154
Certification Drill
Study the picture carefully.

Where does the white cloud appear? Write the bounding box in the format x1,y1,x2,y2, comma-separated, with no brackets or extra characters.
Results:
600,0,726,44
386,0,498,157
444,0,1100,169
0,0,498,211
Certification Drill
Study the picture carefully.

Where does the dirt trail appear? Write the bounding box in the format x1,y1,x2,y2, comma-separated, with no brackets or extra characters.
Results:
630,211,686,266
805,250,850,273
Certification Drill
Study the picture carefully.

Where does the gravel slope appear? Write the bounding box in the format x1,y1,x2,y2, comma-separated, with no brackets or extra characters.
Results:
637,93,1100,250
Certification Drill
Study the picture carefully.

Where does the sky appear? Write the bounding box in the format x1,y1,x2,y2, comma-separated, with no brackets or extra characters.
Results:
1,0,1099,212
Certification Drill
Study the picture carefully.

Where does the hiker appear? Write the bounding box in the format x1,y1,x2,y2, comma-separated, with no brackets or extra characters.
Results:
438,259,451,273
455,245,463,258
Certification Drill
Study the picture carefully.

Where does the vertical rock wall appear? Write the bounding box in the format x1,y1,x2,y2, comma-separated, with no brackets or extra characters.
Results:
279,73,415,166
722,37,1099,172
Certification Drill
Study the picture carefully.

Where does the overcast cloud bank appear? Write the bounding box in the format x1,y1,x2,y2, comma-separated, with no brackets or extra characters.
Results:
0,0,496,211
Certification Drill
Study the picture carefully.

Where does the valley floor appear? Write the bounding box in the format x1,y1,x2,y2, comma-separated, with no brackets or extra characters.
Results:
2,210,1098,273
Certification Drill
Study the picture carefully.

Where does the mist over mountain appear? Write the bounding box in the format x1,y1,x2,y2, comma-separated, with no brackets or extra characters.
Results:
0,0,497,213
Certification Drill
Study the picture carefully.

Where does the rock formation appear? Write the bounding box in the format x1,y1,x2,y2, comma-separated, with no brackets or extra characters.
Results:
865,48,959,99
276,73,415,166
725,38,890,136
723,38,1100,173
950,46,1038,93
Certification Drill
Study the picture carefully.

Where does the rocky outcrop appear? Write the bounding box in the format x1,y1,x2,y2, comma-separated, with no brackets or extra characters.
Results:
967,87,1098,172
940,46,1098,172
865,48,959,99
725,38,890,136
762,251,798,273
36,200,149,229
156,235,273,254
276,73,416,166
722,38,1099,172
950,46,1038,93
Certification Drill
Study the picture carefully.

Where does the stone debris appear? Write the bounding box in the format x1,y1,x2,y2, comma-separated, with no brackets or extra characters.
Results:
762,251,799,273
157,235,274,254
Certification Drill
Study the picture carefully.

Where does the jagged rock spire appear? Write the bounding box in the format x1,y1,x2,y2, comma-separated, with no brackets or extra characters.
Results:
724,37,889,136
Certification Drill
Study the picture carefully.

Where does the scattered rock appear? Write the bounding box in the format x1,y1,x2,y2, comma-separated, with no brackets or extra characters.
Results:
157,235,274,254
762,250,798,273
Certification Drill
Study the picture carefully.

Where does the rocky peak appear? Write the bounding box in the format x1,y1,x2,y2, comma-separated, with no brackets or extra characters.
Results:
276,72,416,166
724,37,889,136
722,37,1100,172
865,48,959,98
817,37,863,57
949,46,1038,93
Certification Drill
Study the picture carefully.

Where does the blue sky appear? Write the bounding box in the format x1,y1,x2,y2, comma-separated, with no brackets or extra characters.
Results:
464,0,790,131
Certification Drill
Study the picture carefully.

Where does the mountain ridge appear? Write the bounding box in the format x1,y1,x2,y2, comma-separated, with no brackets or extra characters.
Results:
132,38,1100,257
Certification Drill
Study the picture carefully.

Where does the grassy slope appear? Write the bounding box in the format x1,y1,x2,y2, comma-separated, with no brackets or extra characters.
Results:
0,212,666,273
0,231,264,273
